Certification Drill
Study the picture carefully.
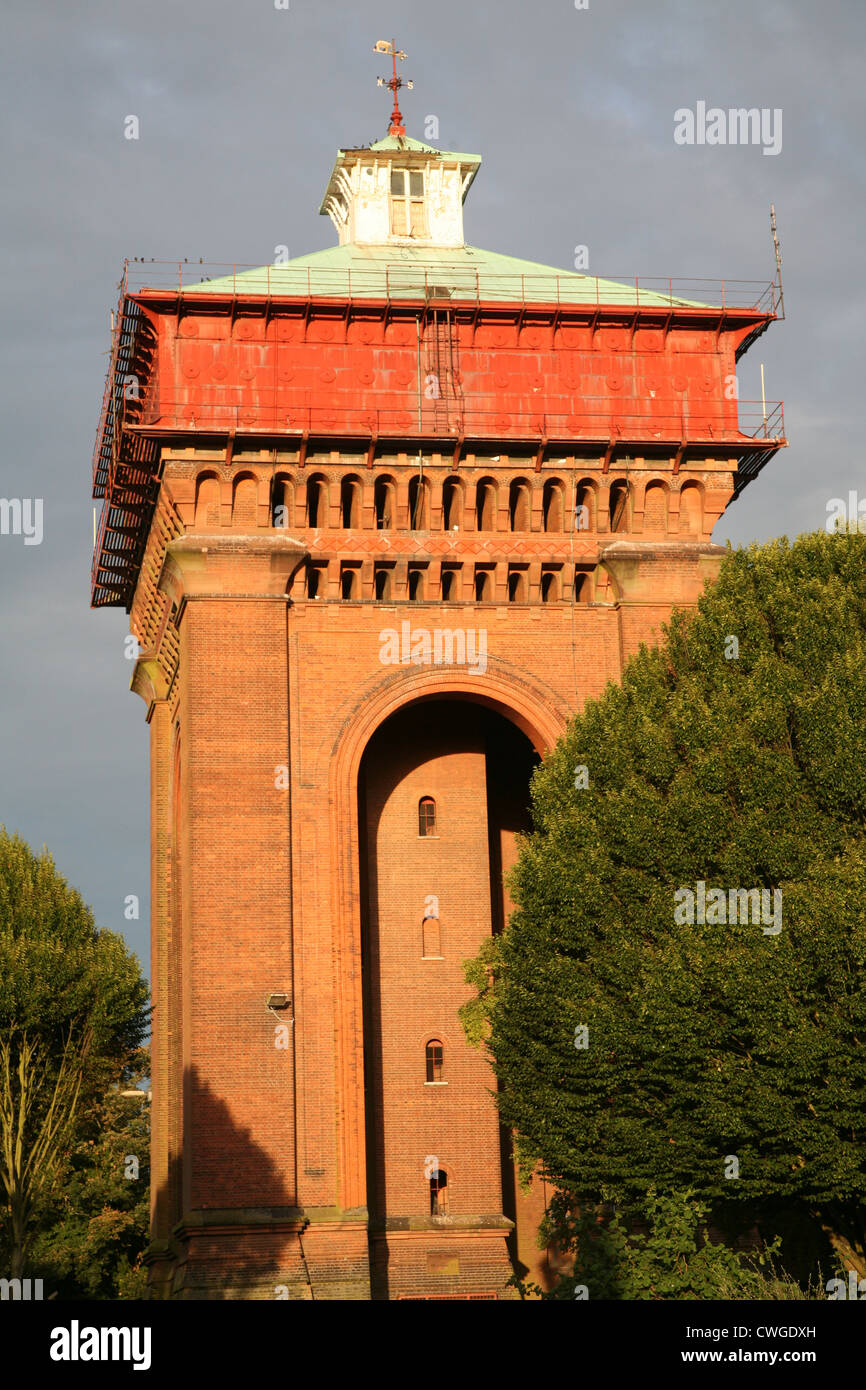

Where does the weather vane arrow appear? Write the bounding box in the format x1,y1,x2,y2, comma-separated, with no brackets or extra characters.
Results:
374,39,413,137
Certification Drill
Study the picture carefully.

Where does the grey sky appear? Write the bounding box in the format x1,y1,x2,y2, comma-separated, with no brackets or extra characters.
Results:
1,0,863,976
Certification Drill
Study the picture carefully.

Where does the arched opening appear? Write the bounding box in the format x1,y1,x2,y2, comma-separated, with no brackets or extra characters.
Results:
421,917,441,958
374,476,396,531
418,796,437,835
375,568,392,601
542,479,565,532
341,567,358,600
232,474,257,528
508,479,531,531
272,475,293,529
408,475,430,530
609,481,629,533
307,564,321,599
574,481,596,532
475,479,496,532
442,478,463,531
440,569,456,602
643,482,667,533
341,475,362,528
425,1039,444,1083
429,1166,448,1216
508,569,527,603
574,570,592,603
358,699,540,1297
408,568,424,601
475,569,491,602
194,474,220,529
680,483,703,535
541,571,559,603
307,474,328,528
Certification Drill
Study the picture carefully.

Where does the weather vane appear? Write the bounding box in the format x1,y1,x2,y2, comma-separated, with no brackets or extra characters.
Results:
374,39,413,137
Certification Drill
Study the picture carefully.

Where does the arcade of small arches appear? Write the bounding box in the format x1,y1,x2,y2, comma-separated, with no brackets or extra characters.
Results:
190,466,707,538
186,464,707,604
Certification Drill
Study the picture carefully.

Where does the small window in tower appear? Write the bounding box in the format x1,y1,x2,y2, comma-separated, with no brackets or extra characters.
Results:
340,567,358,600
422,916,441,958
419,796,436,836
441,569,456,602
390,167,427,237
429,1167,448,1216
425,1039,444,1084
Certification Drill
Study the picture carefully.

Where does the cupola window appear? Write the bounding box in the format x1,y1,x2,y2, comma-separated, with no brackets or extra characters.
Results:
390,168,426,236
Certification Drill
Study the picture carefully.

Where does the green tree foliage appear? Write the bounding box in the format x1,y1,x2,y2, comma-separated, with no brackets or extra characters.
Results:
521,1190,821,1301
29,1050,151,1300
0,830,150,1280
466,534,866,1278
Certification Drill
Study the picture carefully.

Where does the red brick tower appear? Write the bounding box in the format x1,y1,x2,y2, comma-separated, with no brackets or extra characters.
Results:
91,65,785,1298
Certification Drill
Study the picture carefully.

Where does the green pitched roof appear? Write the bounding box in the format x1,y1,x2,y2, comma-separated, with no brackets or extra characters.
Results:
365,133,482,164
181,241,705,308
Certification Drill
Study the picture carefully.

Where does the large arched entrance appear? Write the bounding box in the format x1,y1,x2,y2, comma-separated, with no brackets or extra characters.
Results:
357,697,539,1298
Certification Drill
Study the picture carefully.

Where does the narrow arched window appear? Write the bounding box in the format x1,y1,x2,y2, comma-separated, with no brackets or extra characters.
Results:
574,570,592,603
509,479,530,531
429,1166,447,1215
408,568,424,601
442,478,463,531
476,480,496,532
475,569,490,602
375,567,391,601
609,481,629,533
340,567,357,600
307,475,327,528
340,476,361,528
441,569,455,602
374,477,395,530
425,1039,444,1083
541,571,558,603
408,475,430,530
419,796,436,836
543,480,564,532
508,569,526,602
422,917,441,958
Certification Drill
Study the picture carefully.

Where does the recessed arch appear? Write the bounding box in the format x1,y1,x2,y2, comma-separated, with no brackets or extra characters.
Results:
508,478,531,531
374,475,396,530
574,479,597,532
306,473,329,528
194,472,221,529
542,478,565,532
475,477,497,532
643,480,668,533
340,474,362,528
442,477,464,531
328,672,568,1214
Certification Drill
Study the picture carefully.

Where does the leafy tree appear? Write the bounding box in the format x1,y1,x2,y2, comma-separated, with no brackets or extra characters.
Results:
519,1189,824,1300
464,533,866,1280
29,1049,151,1300
0,830,149,1279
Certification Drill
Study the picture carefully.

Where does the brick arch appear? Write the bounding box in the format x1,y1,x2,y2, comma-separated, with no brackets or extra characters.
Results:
327,668,569,1211
193,471,221,529
232,471,258,527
